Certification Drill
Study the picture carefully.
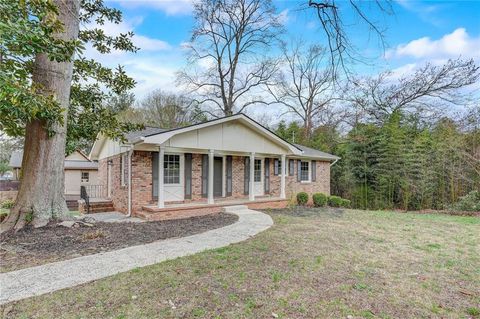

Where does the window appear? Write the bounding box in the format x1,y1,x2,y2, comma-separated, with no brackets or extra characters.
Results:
81,172,89,183
289,159,294,176
274,158,282,176
300,161,310,181
254,159,261,182
121,153,128,186
164,154,180,184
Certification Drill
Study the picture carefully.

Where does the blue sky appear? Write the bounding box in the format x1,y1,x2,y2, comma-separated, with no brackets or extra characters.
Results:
97,0,480,98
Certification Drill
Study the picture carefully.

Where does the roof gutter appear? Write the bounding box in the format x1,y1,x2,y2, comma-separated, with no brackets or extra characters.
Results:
330,158,339,167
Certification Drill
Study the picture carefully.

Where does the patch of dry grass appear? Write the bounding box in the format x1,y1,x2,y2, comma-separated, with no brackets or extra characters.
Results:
3,208,479,318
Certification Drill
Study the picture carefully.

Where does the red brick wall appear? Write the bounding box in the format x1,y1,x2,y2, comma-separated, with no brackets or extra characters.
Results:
191,154,203,201
98,151,332,213
231,156,247,198
131,151,155,212
285,160,331,202
98,153,128,213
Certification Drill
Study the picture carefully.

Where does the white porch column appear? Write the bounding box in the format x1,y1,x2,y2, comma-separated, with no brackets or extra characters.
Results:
280,155,286,199
249,152,255,201
208,149,214,204
157,146,165,208
221,155,226,197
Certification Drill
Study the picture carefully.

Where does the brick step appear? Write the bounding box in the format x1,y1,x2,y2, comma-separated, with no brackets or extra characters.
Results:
88,206,116,213
85,200,115,213
90,202,113,208
135,206,222,221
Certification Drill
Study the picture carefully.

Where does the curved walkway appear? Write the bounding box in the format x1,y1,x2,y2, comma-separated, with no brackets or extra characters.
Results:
0,206,273,305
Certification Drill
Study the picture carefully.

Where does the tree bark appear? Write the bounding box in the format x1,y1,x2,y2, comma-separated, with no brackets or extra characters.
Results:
1,0,80,233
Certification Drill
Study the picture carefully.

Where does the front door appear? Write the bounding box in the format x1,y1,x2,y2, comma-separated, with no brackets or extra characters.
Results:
213,157,223,197
253,158,264,196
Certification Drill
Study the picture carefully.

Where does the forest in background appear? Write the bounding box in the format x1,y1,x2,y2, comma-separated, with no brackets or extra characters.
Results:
1,0,479,231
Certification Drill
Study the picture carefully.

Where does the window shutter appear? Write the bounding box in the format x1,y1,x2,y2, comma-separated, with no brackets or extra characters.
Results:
244,157,250,195
152,152,159,199
297,160,301,182
289,159,294,176
274,159,279,175
184,153,192,199
311,160,316,182
226,156,233,196
201,154,208,198
264,158,270,194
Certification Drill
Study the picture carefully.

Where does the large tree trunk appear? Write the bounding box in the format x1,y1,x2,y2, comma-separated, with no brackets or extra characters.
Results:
0,0,80,233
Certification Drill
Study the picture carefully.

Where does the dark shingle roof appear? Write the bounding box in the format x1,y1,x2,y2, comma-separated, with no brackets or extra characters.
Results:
124,126,167,143
294,144,340,161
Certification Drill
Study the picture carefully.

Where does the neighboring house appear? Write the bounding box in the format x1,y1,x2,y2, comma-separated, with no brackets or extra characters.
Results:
89,114,339,217
9,150,99,200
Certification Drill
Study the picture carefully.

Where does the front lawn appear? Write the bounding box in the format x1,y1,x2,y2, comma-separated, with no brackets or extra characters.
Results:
3,208,479,318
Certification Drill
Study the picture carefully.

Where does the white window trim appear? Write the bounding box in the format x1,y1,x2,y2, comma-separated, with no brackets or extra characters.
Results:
81,171,89,183
121,153,127,187
163,153,182,186
300,160,311,183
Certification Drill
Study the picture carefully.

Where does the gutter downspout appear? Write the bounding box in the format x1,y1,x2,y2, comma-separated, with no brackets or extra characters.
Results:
330,158,339,167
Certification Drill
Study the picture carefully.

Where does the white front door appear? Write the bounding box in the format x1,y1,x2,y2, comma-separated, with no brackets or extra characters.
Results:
253,158,264,196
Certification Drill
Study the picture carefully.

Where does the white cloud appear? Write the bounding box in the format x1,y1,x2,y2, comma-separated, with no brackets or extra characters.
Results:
133,34,171,51
112,0,194,16
395,0,444,26
386,28,480,60
81,15,181,98
277,9,289,25
84,16,171,52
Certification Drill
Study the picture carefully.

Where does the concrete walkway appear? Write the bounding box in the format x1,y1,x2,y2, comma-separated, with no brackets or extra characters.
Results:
0,206,273,305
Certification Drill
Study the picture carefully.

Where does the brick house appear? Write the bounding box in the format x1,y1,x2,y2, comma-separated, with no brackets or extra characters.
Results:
88,114,339,219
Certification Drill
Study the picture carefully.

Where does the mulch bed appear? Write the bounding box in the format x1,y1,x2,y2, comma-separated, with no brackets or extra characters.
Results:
0,212,238,273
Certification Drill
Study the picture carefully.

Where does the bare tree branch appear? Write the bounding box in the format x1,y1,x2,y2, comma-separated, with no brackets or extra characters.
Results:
176,0,283,117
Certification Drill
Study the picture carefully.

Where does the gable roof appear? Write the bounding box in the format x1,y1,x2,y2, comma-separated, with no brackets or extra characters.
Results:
138,113,303,155
125,126,167,143
90,113,340,161
294,144,340,161
9,150,98,170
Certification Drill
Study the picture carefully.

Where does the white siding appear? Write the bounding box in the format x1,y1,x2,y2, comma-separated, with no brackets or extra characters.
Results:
98,139,122,160
64,170,98,195
65,151,87,161
165,121,287,154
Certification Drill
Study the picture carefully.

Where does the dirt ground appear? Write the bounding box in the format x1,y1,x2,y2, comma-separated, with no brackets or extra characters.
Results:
0,212,238,273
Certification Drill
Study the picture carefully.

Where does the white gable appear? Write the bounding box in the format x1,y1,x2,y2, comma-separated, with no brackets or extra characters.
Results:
65,150,88,161
163,120,288,154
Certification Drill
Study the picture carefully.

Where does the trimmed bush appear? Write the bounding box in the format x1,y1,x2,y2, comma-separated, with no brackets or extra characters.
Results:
312,193,328,207
1,199,15,209
328,195,343,207
340,198,351,208
296,192,309,206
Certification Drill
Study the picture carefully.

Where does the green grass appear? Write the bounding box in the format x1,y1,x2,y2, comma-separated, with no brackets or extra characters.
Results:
2,208,479,318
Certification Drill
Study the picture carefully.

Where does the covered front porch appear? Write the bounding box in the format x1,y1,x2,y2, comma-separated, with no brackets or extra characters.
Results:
153,146,288,209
